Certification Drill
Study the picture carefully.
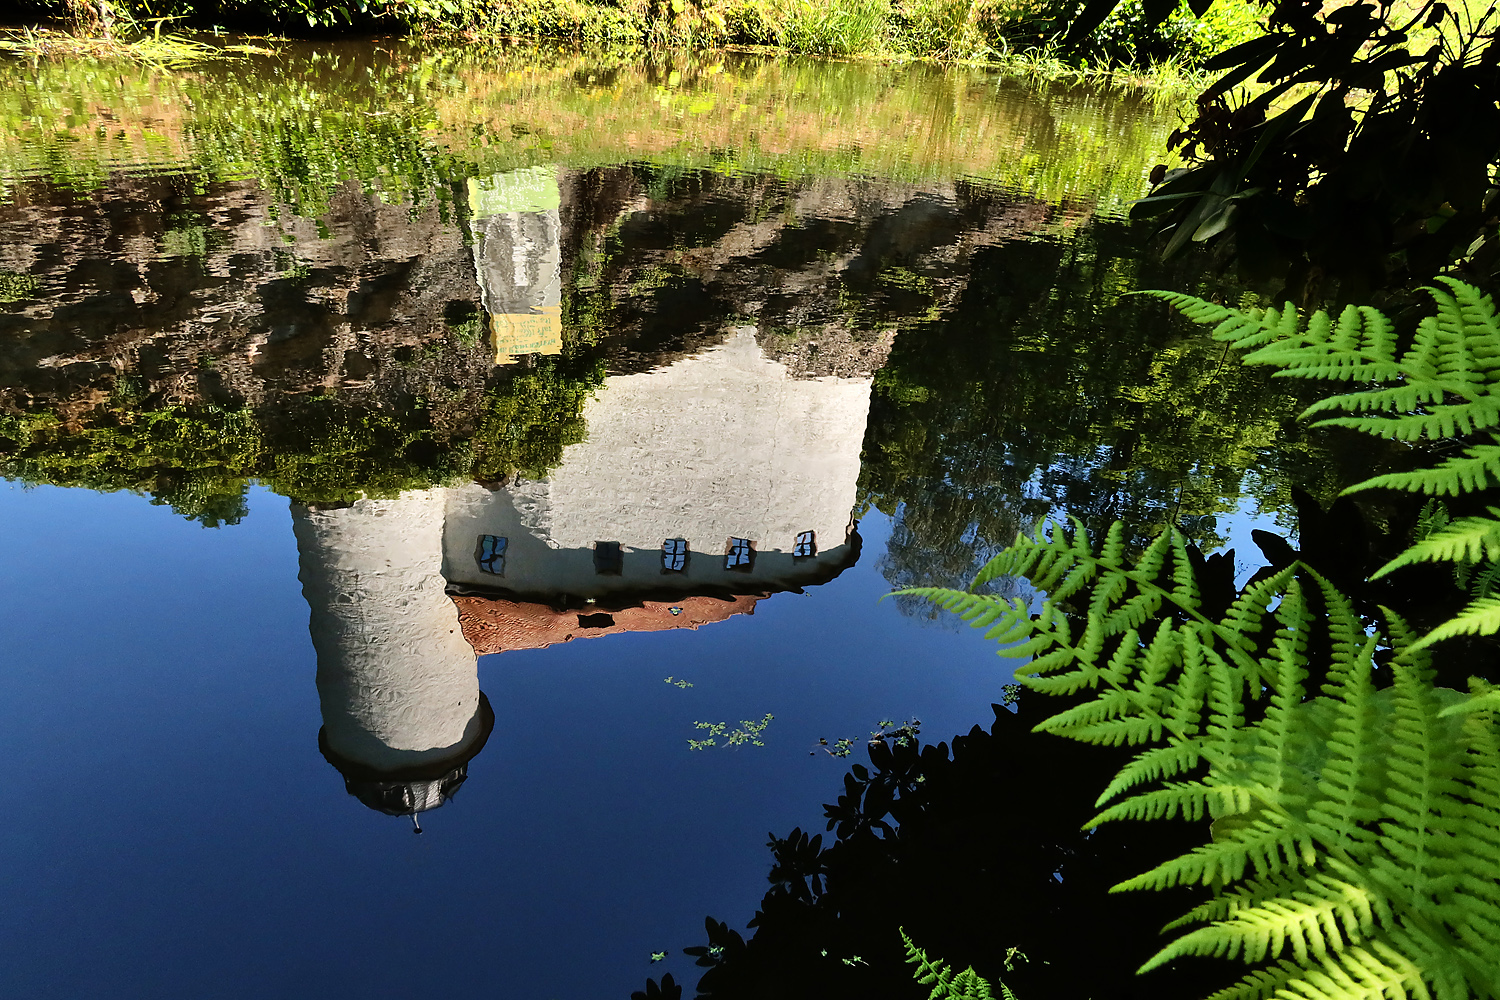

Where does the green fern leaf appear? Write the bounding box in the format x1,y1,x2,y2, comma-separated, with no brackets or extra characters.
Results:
1408,597,1500,650
1373,509,1500,577
1140,874,1381,970
1096,741,1206,806
917,510,1500,1000
899,930,1009,1000
1370,444,1500,501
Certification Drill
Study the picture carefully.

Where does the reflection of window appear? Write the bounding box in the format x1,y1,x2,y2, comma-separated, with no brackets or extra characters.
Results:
662,538,688,572
594,541,623,575
793,531,816,558
476,535,507,575
725,537,756,572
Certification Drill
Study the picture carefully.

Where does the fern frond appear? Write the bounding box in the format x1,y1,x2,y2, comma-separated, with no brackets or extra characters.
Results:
1407,597,1500,650
1140,874,1382,970
1373,509,1500,578
1241,303,1403,383
917,492,1500,1000
1088,781,1249,826
1437,687,1500,717
1203,958,1307,1000
1118,815,1312,892
899,930,1008,1000
1348,442,1500,497
1470,561,1500,600
1164,278,1500,454
1096,741,1205,806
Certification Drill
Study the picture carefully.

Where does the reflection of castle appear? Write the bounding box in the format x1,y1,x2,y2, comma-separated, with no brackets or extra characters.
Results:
293,328,872,820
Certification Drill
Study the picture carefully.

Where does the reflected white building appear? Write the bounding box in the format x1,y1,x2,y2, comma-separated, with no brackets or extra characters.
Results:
445,326,869,606
293,311,874,821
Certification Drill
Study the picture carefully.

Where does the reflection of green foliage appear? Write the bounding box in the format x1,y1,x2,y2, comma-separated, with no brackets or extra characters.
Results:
159,225,213,258
259,396,465,506
860,218,1347,607
0,45,1184,217
0,403,261,526
0,53,466,221
1,394,447,520
0,271,38,302
469,354,604,483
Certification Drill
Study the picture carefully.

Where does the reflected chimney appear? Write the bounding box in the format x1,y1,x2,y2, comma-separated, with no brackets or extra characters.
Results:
468,166,563,365
293,489,493,820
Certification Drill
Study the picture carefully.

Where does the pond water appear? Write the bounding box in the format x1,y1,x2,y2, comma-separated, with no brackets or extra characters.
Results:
0,41,1350,1000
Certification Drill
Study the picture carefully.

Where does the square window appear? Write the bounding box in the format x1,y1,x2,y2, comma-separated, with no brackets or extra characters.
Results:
725,537,756,572
476,535,507,575
793,530,816,558
594,540,623,575
662,538,688,572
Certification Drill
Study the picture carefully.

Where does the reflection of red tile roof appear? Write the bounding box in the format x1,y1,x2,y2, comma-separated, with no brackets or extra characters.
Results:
452,594,763,655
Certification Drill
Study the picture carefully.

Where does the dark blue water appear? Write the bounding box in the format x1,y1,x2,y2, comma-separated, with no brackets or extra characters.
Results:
0,482,1020,998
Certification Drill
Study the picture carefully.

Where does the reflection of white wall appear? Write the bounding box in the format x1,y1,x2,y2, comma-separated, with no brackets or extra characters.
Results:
293,491,484,773
444,328,872,597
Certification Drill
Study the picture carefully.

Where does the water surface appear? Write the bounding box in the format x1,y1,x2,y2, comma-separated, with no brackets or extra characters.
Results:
0,41,1343,999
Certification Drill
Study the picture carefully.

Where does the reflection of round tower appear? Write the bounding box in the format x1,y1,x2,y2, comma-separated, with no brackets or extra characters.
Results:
293,489,493,822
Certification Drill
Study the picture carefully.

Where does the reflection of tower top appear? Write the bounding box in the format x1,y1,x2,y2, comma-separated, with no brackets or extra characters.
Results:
467,166,561,217
469,167,562,365
319,693,494,820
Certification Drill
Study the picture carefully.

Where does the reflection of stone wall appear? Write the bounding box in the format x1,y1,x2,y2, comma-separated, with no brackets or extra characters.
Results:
558,167,1056,380
292,490,485,773
0,173,493,430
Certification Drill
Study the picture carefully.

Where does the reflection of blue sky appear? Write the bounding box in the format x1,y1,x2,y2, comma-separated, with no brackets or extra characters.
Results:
0,483,1012,1000
1214,501,1299,588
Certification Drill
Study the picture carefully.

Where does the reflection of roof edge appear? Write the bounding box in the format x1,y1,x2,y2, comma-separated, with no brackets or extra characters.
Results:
443,529,862,611
456,592,765,656
318,692,496,784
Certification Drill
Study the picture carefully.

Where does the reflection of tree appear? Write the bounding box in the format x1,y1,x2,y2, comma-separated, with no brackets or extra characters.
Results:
859,217,1372,604
660,700,1224,1000
469,353,605,484
0,359,603,520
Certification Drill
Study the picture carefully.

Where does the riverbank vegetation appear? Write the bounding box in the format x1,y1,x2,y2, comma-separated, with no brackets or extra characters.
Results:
9,0,1264,83
0,46,1181,211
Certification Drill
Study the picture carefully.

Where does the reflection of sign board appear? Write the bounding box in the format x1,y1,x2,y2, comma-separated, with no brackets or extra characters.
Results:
492,306,562,365
469,166,562,366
